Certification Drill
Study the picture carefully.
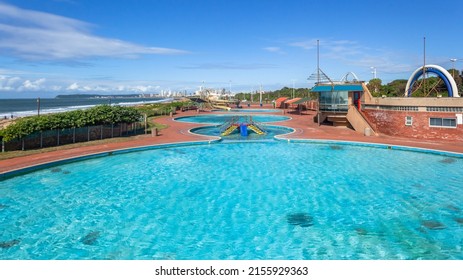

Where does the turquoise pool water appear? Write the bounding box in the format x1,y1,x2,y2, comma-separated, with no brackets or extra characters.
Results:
1,141,462,259
191,125,293,141
177,114,292,141
175,114,289,124
229,109,281,113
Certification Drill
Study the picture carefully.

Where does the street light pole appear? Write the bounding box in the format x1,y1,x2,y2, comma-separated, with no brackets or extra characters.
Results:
292,79,295,99
370,67,377,79
228,80,232,100
450,58,457,78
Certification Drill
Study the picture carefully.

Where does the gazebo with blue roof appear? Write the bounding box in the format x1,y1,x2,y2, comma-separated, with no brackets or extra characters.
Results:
311,83,364,126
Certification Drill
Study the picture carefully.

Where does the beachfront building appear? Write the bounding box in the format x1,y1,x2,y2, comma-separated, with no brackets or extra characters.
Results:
311,68,463,141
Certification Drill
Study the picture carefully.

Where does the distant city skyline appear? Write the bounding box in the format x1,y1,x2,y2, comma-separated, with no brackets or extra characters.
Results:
1,0,462,98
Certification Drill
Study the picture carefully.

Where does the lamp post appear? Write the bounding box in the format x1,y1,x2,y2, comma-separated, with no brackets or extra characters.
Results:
450,58,457,78
291,79,296,99
370,67,378,93
370,67,377,79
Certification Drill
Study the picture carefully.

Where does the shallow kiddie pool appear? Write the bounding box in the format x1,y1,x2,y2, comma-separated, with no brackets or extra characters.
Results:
174,114,289,124
190,125,293,141
0,141,462,260
176,114,293,141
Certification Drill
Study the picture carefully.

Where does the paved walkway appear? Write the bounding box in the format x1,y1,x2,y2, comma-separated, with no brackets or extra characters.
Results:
1,105,463,174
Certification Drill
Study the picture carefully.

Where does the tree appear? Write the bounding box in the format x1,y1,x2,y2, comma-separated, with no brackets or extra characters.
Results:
448,68,463,96
385,79,408,97
366,78,382,96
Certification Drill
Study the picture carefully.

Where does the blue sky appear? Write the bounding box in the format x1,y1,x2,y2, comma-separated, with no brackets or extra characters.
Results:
0,0,462,98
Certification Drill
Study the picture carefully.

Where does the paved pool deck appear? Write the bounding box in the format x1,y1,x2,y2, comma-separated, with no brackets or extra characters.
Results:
1,104,463,174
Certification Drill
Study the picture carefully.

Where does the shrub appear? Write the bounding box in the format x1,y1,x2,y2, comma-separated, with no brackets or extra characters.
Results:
0,105,142,142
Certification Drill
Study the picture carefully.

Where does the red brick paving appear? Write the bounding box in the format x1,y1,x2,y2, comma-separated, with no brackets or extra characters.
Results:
1,104,463,174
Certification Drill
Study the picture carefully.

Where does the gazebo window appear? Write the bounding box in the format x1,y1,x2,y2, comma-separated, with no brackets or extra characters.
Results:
319,91,348,112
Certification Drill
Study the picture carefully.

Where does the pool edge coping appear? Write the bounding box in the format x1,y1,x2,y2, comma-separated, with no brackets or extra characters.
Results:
274,137,463,158
0,138,221,180
2,136,462,181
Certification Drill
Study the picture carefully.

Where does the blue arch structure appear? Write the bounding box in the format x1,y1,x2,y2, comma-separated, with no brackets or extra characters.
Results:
405,65,460,97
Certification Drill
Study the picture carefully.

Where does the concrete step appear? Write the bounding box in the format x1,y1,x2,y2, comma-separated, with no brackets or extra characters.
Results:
333,122,349,127
326,115,349,127
327,115,347,121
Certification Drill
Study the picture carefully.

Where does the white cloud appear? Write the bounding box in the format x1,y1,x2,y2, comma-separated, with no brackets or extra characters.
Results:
263,47,285,54
63,81,162,93
0,76,13,91
0,3,188,61
50,85,63,91
179,62,278,70
0,75,45,91
0,76,22,90
289,39,318,50
116,85,127,92
289,38,416,77
0,74,166,94
67,82,80,91
6,76,21,87
290,39,362,56
133,85,161,92
17,78,46,91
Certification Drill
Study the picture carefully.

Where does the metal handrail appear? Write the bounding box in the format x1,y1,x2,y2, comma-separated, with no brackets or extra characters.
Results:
218,116,238,133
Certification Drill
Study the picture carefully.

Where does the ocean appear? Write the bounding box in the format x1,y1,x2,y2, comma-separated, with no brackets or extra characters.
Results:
0,97,172,119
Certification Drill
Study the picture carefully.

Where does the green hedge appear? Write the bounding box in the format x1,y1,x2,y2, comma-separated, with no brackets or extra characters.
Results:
136,101,190,117
0,105,142,142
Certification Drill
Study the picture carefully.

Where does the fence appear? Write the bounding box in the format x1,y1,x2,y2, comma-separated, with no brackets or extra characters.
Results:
1,122,145,152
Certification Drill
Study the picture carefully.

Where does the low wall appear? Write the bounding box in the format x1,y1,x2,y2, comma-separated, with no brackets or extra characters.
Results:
347,106,376,135
367,96,463,107
362,109,463,141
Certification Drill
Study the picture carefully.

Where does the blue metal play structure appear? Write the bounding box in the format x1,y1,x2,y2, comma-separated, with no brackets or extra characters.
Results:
405,65,460,97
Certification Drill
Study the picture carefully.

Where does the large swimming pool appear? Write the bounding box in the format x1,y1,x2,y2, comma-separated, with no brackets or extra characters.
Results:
0,141,462,259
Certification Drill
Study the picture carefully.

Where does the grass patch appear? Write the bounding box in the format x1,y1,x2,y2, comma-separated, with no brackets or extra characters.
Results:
148,116,168,130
